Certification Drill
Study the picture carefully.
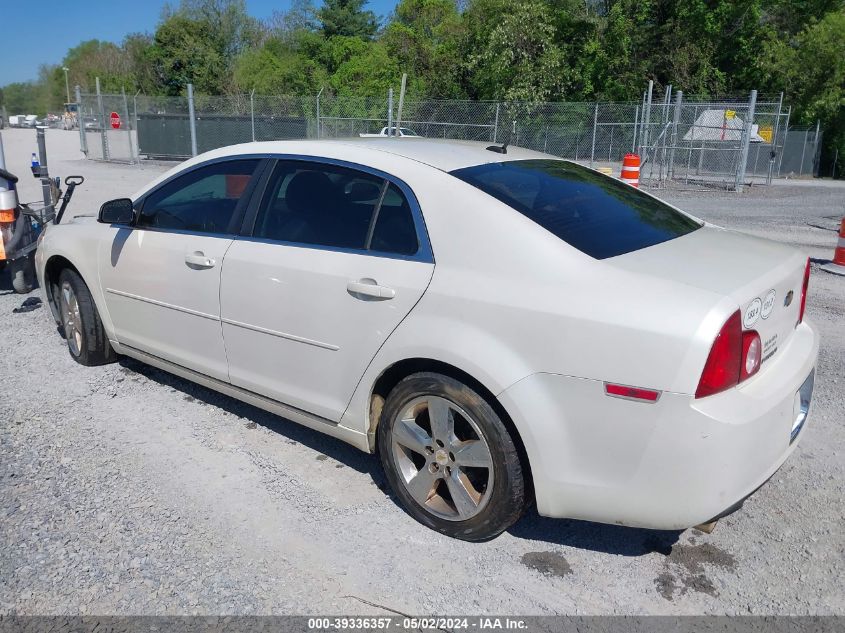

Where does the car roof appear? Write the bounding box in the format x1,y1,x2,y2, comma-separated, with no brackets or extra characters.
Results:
209,138,551,173
131,138,555,201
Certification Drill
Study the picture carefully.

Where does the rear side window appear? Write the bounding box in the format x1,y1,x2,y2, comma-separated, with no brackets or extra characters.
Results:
451,160,701,259
138,159,259,234
254,161,418,256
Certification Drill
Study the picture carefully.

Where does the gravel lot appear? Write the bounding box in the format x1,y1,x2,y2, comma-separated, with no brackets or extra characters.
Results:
1,128,843,616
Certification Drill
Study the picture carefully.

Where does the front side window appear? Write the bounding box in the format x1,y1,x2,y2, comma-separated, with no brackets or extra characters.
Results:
253,161,418,256
451,159,701,259
137,159,259,234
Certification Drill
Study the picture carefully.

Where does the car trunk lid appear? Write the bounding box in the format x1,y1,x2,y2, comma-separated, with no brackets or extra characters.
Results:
606,225,807,369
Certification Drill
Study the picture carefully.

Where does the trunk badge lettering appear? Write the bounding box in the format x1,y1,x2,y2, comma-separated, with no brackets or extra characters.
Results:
744,298,762,328
761,289,776,319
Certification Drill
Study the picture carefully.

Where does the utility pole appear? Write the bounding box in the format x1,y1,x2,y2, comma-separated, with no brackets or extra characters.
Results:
62,67,71,104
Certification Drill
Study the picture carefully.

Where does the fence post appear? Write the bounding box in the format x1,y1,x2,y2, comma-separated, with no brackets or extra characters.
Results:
493,103,500,143
388,87,393,133
187,83,198,157
133,90,141,165
75,85,88,156
122,87,136,164
631,105,639,152
799,129,809,176
590,102,598,168
812,119,821,176
95,77,109,161
735,89,757,192
250,89,256,142
395,73,407,137
767,92,784,184
316,87,323,139
642,80,653,158
668,90,683,179
777,105,791,177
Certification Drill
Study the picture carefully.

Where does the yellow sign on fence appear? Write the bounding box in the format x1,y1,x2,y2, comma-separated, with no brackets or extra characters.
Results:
758,125,773,143
725,110,736,119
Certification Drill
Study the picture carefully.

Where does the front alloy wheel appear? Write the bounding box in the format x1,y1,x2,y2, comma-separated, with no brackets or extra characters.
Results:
60,280,83,357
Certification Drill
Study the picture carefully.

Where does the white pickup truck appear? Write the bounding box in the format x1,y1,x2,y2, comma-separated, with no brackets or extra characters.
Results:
359,126,420,138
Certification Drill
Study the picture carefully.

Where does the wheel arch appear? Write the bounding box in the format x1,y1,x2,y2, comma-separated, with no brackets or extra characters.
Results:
43,255,81,324
367,357,534,499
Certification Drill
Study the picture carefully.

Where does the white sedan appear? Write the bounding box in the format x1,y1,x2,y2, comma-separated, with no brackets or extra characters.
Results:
35,139,819,541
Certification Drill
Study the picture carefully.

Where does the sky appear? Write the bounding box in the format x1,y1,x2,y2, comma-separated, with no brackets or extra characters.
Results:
0,0,398,86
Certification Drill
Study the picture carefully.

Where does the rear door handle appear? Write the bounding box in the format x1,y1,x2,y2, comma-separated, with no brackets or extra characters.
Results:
347,279,395,300
185,252,216,269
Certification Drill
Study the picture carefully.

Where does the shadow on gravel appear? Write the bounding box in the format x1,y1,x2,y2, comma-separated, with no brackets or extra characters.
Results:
117,354,685,554
0,266,14,294
117,356,387,483
508,507,683,556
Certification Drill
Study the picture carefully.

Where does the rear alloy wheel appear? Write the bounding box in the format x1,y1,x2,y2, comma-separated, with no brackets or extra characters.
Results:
58,268,116,366
378,372,527,541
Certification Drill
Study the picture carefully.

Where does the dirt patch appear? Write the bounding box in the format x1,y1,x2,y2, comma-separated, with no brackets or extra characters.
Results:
669,543,737,575
655,542,736,601
520,551,572,578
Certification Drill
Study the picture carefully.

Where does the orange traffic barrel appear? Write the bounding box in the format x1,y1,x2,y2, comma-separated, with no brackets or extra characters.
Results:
821,217,845,276
620,153,640,187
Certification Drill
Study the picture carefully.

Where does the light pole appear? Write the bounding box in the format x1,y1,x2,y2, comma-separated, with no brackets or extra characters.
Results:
62,67,70,104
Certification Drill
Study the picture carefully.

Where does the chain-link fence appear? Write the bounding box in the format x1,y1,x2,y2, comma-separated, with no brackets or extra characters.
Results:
77,89,137,163
77,84,821,189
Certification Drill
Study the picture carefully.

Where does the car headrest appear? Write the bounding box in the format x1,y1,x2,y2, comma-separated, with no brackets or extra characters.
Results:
345,181,381,202
286,170,336,213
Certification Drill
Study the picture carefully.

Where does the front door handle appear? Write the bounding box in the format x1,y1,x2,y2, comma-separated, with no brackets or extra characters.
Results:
185,252,216,269
347,279,395,300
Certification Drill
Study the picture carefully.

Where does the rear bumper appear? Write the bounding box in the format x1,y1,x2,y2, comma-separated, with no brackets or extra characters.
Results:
498,321,819,529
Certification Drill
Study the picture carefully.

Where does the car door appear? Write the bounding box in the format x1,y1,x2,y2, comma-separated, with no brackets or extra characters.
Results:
220,159,435,422
99,158,263,382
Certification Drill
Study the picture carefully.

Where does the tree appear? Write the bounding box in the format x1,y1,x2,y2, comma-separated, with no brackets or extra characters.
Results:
382,0,464,97
317,0,379,39
146,0,261,94
0,82,45,115
757,9,845,174
464,0,566,102
234,37,327,94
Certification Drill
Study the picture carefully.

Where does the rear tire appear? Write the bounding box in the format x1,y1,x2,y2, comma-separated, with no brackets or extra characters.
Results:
58,268,116,366
377,372,527,541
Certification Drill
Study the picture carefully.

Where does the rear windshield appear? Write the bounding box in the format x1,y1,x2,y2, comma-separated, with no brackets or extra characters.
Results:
451,159,701,259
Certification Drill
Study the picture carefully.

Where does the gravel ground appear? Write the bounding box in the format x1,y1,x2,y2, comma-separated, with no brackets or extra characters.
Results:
1,128,843,616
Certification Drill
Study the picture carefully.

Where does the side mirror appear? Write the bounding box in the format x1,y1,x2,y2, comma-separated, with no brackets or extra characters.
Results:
98,198,135,225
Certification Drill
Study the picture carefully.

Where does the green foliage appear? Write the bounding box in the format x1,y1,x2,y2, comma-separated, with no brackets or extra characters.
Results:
317,0,379,39
2,0,843,173
0,82,46,115
382,0,464,96
234,39,327,94
466,0,566,102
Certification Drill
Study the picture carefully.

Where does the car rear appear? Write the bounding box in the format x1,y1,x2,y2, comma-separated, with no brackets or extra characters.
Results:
453,157,819,528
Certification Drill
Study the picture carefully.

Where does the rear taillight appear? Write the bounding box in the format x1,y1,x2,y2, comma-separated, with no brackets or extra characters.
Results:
695,311,762,398
798,258,810,324
740,330,762,381
696,311,742,398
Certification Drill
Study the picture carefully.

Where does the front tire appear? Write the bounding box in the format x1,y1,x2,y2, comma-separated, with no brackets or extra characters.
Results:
377,372,527,541
58,268,116,365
